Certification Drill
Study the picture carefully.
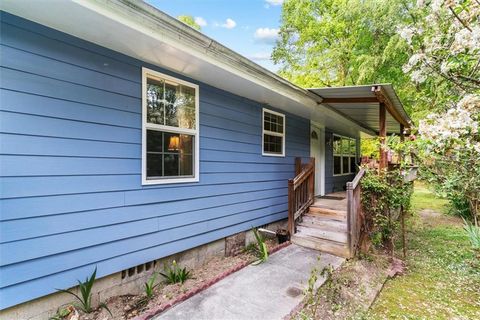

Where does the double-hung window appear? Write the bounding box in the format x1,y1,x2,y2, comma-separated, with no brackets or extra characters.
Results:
262,108,285,157
333,135,357,175
142,68,199,185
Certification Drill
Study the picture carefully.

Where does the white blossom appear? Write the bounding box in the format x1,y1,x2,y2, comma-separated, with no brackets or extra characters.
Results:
398,26,416,44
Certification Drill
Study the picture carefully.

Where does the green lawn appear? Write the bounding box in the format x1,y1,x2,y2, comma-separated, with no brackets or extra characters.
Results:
366,182,480,319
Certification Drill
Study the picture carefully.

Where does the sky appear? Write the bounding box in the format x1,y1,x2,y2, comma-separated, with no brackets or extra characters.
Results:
146,0,284,72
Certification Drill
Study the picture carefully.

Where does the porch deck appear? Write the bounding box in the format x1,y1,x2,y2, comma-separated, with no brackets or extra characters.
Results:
313,191,347,211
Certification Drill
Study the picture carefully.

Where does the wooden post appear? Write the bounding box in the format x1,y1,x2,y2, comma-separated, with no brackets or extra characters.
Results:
400,124,407,258
379,103,387,173
346,182,354,257
288,179,295,236
295,157,302,176
308,158,315,202
399,124,405,163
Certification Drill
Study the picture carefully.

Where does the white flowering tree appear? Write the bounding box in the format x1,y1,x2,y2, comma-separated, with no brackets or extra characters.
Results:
419,95,480,224
399,0,479,98
399,0,479,224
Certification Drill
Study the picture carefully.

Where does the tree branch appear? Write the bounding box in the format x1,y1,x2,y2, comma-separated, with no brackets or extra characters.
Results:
448,6,472,32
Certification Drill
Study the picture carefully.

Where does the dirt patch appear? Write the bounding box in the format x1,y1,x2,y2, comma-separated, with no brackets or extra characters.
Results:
419,209,463,227
292,254,396,320
63,239,280,320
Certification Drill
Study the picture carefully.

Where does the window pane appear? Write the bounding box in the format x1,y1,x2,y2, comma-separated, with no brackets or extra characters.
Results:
146,130,194,178
264,134,282,154
146,77,196,129
350,140,356,155
333,136,342,154
264,111,283,134
180,154,193,176
146,154,163,178
177,86,196,129
146,78,165,125
334,156,342,175
164,82,179,127
163,154,179,176
341,139,350,155
147,130,163,152
342,156,350,174
350,156,356,173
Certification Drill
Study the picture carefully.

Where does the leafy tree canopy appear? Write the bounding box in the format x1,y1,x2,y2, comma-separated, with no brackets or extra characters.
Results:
272,0,421,118
177,15,201,30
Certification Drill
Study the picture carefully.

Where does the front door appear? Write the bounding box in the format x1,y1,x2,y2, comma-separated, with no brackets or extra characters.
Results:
310,124,325,196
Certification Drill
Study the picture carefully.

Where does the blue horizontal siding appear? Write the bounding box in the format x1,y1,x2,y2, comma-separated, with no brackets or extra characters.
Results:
0,12,310,309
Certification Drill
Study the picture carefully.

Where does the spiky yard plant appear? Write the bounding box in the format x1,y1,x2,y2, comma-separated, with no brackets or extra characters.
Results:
252,227,269,265
57,268,97,313
464,219,480,254
144,272,159,299
160,260,192,284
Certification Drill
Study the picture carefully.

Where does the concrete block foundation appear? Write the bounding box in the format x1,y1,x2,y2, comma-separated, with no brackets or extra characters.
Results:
0,219,286,320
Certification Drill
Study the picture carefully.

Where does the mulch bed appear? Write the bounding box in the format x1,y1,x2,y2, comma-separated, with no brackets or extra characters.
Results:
70,239,289,320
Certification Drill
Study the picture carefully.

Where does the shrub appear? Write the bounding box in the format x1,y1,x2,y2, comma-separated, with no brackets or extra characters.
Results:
448,195,472,220
361,168,413,251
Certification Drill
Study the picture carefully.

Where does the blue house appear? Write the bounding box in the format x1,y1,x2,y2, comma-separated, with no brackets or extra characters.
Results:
0,0,411,316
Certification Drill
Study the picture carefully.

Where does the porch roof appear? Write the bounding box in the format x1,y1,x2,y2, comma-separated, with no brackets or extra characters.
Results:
309,84,412,134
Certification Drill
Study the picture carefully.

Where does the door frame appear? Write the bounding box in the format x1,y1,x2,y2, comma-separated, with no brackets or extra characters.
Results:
310,122,325,196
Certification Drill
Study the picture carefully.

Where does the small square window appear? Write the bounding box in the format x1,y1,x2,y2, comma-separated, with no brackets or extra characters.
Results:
262,109,285,157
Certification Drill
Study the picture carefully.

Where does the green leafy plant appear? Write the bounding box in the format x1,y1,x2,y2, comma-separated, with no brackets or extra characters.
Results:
56,268,112,316
144,272,159,299
251,227,269,265
464,219,480,252
49,305,75,320
361,167,413,251
57,268,97,313
160,260,192,284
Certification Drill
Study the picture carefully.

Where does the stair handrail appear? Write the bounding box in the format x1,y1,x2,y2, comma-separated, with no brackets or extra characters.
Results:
346,168,366,257
288,157,315,236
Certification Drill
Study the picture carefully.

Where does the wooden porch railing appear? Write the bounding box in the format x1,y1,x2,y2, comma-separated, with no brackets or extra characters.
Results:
288,157,315,236
346,168,366,256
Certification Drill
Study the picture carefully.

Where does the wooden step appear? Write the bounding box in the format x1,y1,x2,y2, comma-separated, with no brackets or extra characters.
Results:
296,225,348,243
311,202,347,212
300,214,348,232
291,233,351,258
308,206,347,221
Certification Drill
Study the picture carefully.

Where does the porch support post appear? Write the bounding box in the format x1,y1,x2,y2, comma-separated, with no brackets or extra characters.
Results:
379,102,387,173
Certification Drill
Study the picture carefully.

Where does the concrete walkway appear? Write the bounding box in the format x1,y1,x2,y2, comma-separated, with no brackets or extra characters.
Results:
155,245,344,320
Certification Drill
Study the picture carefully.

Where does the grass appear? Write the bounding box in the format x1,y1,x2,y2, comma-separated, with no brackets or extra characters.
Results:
410,181,448,213
366,182,480,319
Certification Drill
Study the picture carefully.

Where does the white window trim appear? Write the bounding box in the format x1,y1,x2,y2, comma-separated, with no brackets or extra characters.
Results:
332,134,357,176
141,67,200,185
262,108,286,157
